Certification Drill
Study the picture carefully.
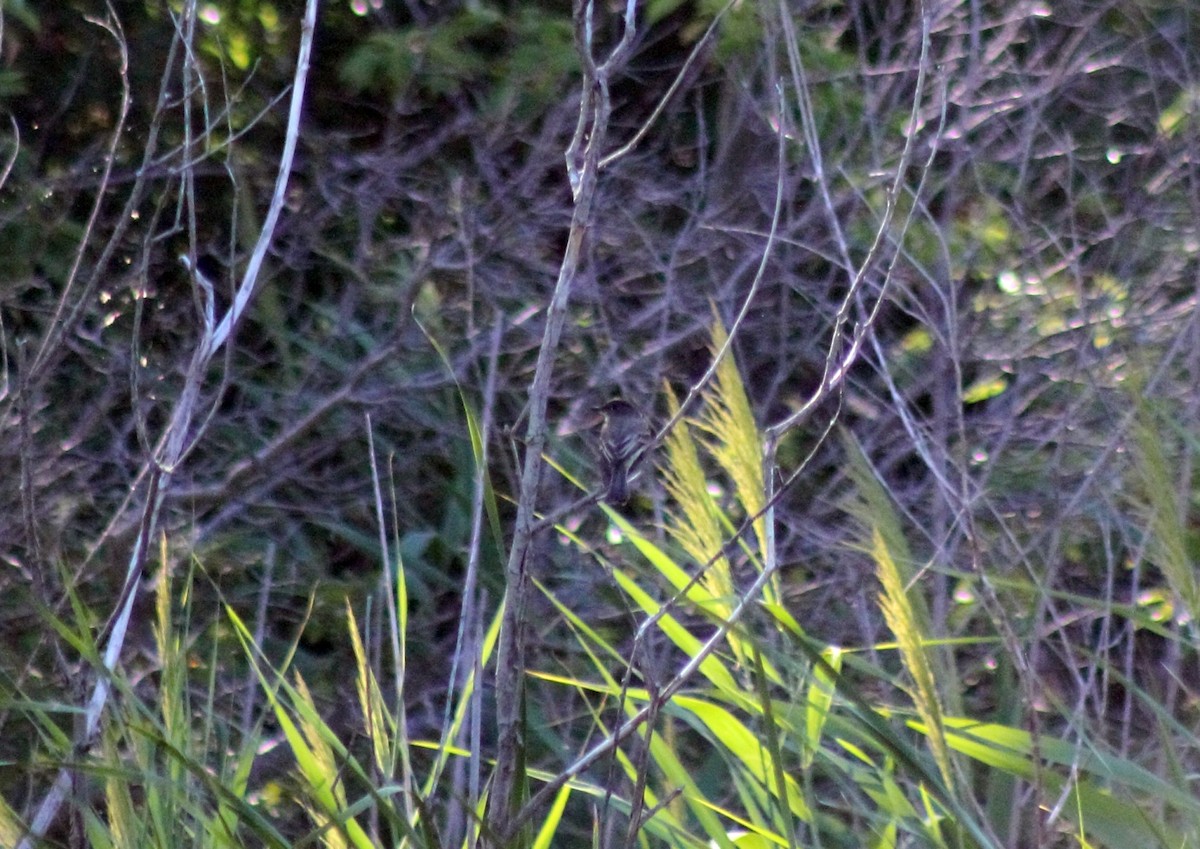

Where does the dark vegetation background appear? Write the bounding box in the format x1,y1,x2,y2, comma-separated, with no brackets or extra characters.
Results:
3,0,1200,844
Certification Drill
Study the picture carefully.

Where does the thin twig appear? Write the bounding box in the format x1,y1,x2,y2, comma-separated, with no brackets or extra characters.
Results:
16,2,318,843
490,0,639,839
26,4,131,383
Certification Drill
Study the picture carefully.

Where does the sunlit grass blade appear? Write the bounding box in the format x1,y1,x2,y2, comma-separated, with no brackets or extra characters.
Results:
803,645,842,769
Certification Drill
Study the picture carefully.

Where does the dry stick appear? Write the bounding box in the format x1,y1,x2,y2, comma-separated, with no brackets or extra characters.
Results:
591,78,791,849
488,158,598,840
16,2,317,844
776,1,850,276
509,76,792,848
366,413,403,710
524,9,740,537
364,410,413,821
509,9,949,844
489,0,638,839
465,323,506,813
598,0,735,170
361,411,417,842
431,319,504,849
242,541,277,735
616,676,661,849
766,5,931,441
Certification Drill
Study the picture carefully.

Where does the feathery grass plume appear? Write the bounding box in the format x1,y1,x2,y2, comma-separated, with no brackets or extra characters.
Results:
872,528,954,789
1129,400,1200,624
841,429,955,785
660,382,745,654
662,386,734,597
700,315,770,564
292,673,374,849
839,429,921,596
839,429,960,700
346,602,398,776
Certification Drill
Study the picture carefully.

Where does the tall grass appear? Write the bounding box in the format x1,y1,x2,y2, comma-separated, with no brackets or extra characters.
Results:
7,330,1200,849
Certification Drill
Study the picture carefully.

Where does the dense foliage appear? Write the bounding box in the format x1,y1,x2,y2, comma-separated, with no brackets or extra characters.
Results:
3,1,1200,847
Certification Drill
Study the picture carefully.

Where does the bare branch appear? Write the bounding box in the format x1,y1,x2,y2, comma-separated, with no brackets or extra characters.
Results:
15,1,318,842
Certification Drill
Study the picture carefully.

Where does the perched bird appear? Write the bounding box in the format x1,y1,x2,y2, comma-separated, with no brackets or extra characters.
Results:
596,399,651,504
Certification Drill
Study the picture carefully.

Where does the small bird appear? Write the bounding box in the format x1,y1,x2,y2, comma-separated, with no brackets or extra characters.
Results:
596,399,651,504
